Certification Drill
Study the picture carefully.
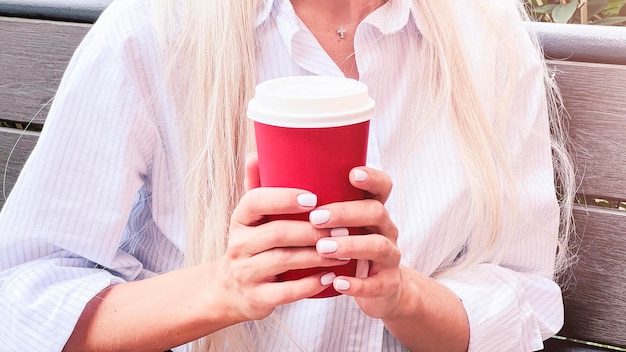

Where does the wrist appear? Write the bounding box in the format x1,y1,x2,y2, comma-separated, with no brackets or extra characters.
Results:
381,266,470,351
195,260,244,329
383,266,425,323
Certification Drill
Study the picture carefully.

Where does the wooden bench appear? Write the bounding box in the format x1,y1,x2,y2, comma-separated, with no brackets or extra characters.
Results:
0,1,99,207
532,22,626,352
1,5,625,351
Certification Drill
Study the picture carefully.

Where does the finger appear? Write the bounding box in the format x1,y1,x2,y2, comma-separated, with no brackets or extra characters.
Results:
253,272,338,308
315,234,401,267
232,188,317,226
228,220,331,258
234,271,337,321
350,167,393,203
332,270,401,300
308,200,398,242
244,247,350,279
244,153,261,192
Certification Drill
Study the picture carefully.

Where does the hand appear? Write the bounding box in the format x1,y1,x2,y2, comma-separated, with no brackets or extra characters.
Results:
217,155,347,323
311,167,402,319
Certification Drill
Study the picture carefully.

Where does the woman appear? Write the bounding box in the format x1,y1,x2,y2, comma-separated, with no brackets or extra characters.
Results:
0,0,574,351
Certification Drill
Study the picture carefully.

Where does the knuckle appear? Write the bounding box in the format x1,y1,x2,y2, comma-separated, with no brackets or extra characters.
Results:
388,223,399,242
371,275,400,298
238,190,253,206
262,221,284,244
368,279,386,296
269,286,292,306
372,235,390,255
235,190,256,212
228,260,250,283
227,235,245,258
334,205,351,225
271,247,290,265
370,201,388,224
372,236,401,265
381,280,397,296
389,246,401,266
246,295,272,319
277,288,292,304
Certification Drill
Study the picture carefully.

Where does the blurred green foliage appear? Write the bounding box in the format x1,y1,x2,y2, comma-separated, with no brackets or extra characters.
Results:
525,0,626,25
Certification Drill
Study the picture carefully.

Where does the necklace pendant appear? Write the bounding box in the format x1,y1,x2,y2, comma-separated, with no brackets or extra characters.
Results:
337,26,346,39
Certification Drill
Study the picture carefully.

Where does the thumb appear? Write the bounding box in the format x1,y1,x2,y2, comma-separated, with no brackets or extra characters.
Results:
244,153,261,191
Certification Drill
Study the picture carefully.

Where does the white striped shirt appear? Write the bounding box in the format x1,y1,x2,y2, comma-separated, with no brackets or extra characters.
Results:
0,0,563,351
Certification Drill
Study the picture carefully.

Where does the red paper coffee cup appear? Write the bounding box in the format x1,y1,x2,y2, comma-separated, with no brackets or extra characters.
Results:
247,76,375,298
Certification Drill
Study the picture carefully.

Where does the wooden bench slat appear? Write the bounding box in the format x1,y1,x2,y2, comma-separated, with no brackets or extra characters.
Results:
558,205,626,348
542,337,617,352
549,61,626,202
0,0,111,23
530,22,626,66
0,16,90,124
0,129,39,209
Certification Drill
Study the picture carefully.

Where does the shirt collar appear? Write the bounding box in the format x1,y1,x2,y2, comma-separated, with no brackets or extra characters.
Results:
255,0,275,27
255,0,421,35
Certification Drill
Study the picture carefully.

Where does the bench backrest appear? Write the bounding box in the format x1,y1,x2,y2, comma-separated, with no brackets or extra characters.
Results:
1,17,90,207
1,9,626,350
532,22,626,349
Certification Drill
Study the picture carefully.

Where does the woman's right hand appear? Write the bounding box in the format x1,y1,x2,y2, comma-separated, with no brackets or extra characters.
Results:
217,187,345,323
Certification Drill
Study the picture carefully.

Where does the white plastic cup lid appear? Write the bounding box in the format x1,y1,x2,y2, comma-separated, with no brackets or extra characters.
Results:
247,76,375,128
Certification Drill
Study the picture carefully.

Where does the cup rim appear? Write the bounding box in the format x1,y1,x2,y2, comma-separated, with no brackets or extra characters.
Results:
247,76,375,128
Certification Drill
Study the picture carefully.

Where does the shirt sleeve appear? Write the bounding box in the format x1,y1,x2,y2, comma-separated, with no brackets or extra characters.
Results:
436,22,564,352
0,3,160,350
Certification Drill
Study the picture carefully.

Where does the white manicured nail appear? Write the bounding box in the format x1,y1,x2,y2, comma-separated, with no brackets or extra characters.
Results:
330,227,349,237
316,239,338,254
297,193,317,207
245,152,256,163
320,272,336,286
353,169,368,182
334,279,351,291
310,209,330,225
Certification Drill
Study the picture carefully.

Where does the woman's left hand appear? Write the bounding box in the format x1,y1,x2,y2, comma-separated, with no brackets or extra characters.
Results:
311,166,403,319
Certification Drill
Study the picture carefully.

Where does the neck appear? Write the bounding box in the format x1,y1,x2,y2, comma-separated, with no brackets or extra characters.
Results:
291,0,386,26
289,0,388,79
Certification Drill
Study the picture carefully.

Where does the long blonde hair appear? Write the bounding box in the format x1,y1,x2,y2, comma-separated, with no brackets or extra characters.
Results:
153,0,575,350
410,0,575,275
153,0,258,350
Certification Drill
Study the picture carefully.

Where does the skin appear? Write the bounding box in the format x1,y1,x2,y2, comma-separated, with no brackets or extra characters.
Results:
65,1,470,351
246,155,470,352
289,0,387,79
65,156,468,351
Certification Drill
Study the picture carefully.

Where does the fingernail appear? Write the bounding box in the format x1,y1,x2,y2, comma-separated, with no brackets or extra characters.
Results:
334,279,351,291
316,239,338,254
320,272,336,286
245,152,256,162
309,209,330,225
353,169,368,182
297,194,317,207
330,227,349,237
